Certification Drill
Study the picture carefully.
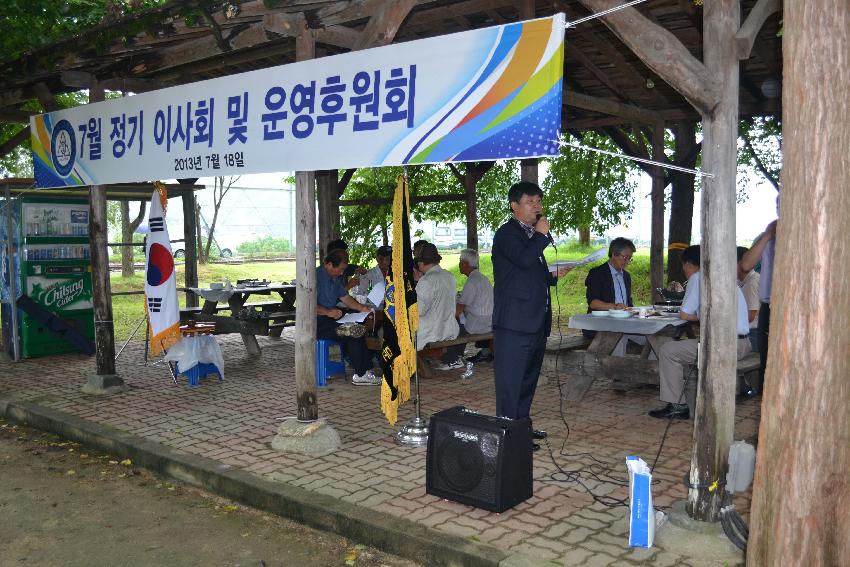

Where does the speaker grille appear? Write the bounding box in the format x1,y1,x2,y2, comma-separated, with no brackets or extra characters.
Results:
427,406,532,512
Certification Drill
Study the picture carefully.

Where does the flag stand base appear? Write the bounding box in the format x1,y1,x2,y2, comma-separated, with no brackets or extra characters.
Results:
396,415,429,447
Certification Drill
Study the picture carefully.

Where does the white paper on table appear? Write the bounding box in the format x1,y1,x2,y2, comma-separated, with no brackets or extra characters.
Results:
367,281,386,306
336,311,370,324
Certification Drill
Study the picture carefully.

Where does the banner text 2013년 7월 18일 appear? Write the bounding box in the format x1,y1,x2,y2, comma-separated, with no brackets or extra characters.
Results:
31,15,565,188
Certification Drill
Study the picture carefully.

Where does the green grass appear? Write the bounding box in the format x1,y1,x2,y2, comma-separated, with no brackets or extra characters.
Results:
111,249,657,341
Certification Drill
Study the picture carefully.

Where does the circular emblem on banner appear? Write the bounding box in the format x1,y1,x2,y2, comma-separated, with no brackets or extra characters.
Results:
50,119,77,177
146,243,175,286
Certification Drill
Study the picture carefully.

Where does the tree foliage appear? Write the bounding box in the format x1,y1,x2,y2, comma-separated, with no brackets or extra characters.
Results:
738,116,782,194
542,133,637,241
336,162,520,265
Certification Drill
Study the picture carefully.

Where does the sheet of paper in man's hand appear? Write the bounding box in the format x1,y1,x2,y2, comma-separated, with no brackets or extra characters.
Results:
549,261,580,273
367,281,386,306
336,311,370,324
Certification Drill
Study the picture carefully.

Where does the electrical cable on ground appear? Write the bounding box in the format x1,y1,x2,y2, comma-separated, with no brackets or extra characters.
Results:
537,241,629,509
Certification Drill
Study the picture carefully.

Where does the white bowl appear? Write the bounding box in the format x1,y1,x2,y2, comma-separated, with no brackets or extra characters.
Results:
608,310,632,319
591,310,609,317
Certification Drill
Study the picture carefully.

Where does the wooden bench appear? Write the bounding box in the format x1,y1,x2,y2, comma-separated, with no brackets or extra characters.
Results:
417,333,493,377
179,300,283,320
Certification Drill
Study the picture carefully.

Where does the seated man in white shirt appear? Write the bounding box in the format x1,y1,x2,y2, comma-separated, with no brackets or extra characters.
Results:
736,246,761,353
453,248,494,363
648,245,752,419
413,243,460,369
353,245,391,307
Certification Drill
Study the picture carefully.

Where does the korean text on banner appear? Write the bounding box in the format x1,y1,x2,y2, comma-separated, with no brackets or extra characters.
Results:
626,456,655,548
144,182,181,355
31,15,565,188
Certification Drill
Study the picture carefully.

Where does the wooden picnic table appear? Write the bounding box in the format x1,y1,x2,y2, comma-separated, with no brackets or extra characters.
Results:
183,283,296,355
561,312,693,401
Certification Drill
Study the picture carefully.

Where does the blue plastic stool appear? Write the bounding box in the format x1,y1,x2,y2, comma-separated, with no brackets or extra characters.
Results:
176,362,222,387
316,339,346,386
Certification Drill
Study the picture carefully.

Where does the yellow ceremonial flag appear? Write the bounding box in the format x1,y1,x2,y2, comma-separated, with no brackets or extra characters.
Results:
379,175,419,425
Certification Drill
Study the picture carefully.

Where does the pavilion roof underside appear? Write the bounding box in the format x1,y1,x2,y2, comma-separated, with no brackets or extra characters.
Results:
1,0,782,131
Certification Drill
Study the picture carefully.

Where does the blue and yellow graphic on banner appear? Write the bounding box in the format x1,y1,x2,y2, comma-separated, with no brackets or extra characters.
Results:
30,15,565,188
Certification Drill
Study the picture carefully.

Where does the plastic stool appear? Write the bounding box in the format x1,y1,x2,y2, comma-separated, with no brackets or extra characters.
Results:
176,362,222,387
316,339,346,386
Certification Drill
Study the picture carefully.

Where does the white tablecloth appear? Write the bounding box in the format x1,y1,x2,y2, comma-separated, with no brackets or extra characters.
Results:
569,313,686,335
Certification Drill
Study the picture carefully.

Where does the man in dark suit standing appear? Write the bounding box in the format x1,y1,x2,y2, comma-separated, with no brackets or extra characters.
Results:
492,182,571,450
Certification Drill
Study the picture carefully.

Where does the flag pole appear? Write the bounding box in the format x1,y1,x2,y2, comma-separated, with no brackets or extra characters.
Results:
396,166,428,447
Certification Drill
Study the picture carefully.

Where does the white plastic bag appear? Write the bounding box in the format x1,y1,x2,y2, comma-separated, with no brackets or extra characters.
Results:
626,456,655,547
164,335,225,379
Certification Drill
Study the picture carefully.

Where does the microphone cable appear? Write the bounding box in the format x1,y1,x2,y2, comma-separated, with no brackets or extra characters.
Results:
537,242,630,509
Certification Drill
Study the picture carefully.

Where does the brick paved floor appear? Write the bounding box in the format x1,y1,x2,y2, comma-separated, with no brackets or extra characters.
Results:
0,331,758,566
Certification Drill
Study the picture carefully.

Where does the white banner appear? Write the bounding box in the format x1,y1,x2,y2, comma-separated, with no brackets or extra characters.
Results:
32,15,565,188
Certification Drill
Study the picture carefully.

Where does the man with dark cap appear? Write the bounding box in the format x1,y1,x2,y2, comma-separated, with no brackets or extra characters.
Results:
492,182,571,450
413,242,460,366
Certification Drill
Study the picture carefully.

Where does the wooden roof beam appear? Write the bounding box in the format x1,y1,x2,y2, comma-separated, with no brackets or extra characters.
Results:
0,109,35,123
564,91,660,124
61,71,166,93
0,127,29,158
576,0,719,116
736,0,781,60
565,43,632,103
353,0,417,50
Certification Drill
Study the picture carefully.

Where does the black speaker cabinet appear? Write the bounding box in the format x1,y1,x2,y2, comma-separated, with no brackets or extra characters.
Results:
426,406,532,512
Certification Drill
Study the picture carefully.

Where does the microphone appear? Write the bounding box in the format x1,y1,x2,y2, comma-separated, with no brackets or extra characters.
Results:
535,214,556,246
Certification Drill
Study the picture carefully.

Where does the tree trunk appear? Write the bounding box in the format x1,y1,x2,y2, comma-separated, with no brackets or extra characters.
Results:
316,170,340,257
667,121,697,286
195,203,206,264
748,2,850,563
120,201,146,277
688,0,740,523
464,166,479,251
182,191,198,308
578,226,590,246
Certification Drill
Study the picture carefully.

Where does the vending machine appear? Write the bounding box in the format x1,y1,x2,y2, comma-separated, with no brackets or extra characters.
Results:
1,196,94,358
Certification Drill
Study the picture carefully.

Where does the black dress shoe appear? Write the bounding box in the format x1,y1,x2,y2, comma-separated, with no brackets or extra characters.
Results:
532,429,547,440
648,403,689,420
532,442,541,452
465,351,494,363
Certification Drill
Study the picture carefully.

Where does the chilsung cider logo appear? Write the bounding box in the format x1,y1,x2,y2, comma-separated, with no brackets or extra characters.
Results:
36,279,90,309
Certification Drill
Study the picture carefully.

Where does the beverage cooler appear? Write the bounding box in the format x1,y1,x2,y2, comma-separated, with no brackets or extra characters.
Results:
1,197,95,358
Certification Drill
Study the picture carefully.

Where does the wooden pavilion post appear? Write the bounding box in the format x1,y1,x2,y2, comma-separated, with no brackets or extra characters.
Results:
649,123,666,294
181,188,199,308
85,80,123,390
688,0,740,521
294,22,319,422
748,2,850,562
520,158,539,185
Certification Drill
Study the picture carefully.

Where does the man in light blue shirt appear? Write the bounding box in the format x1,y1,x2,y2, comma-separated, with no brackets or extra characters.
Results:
649,245,752,420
